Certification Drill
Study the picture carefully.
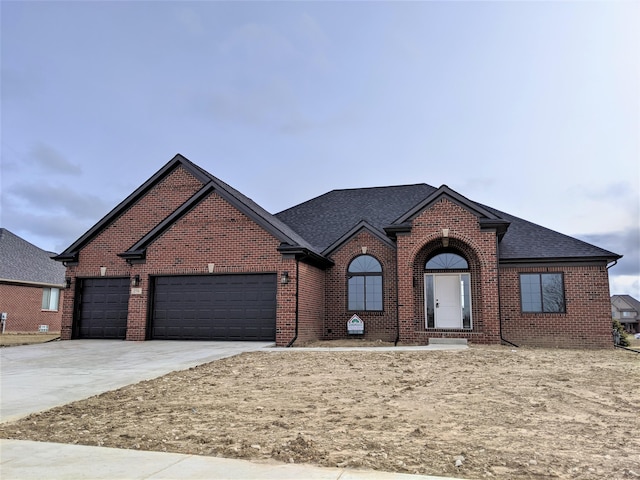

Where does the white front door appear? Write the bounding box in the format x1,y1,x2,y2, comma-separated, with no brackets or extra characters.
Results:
434,274,462,328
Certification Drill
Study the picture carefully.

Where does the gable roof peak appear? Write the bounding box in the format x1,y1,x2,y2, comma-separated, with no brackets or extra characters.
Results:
392,183,505,225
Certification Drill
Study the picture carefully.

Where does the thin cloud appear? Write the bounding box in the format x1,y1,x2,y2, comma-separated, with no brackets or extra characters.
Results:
579,227,640,277
176,8,205,36
6,182,111,220
29,143,82,176
219,23,298,64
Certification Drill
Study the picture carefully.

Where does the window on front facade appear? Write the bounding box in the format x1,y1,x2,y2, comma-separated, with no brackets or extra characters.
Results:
520,273,565,313
42,287,60,311
348,255,383,311
426,252,469,270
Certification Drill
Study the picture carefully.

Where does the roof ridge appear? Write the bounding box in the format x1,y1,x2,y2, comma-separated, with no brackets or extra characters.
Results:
329,183,432,193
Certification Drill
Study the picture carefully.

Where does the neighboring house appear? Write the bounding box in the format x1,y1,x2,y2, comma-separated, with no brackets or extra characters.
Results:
53,154,621,348
0,228,66,333
611,295,640,334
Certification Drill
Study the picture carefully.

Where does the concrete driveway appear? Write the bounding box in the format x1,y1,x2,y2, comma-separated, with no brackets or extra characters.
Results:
0,340,272,422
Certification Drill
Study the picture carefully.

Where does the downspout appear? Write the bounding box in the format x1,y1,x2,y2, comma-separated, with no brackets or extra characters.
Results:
496,235,518,348
286,257,300,348
394,264,401,346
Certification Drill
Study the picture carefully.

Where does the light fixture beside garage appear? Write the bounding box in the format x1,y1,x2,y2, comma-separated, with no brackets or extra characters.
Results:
280,271,289,284
64,277,72,289
131,275,140,287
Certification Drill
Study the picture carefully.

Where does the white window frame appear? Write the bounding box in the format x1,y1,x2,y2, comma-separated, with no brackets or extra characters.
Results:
42,287,60,312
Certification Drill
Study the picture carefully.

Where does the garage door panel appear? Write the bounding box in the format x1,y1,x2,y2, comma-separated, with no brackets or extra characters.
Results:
152,274,276,341
77,278,129,339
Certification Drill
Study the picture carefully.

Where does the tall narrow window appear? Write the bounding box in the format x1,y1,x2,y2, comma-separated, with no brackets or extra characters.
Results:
42,287,60,311
348,255,383,311
520,273,565,313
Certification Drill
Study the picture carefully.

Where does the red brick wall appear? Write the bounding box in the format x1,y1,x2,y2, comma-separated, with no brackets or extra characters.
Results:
0,283,63,333
128,191,297,343
62,164,303,345
61,165,205,340
500,264,614,348
396,198,501,345
294,261,325,344
324,230,398,341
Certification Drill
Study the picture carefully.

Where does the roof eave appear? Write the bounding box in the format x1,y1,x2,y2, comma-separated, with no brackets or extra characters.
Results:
52,252,79,265
479,218,511,240
499,254,622,266
277,244,333,268
383,223,412,238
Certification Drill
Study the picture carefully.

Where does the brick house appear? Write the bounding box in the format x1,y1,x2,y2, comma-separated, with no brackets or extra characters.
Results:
611,295,640,334
0,228,66,333
53,154,621,348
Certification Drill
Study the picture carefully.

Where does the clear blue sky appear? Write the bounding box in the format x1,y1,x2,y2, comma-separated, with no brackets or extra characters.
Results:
2,1,638,297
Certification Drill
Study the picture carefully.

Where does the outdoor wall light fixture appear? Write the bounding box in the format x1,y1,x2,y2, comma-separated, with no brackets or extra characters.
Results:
131,275,141,288
65,277,72,289
280,271,289,284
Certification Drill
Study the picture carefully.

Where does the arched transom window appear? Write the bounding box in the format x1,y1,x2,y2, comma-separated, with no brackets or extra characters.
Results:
426,252,468,270
347,255,382,311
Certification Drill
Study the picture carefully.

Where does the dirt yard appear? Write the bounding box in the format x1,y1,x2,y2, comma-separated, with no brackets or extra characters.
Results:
1,345,638,479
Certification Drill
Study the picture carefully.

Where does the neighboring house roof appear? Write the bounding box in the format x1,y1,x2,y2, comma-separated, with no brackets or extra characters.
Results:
276,183,621,263
0,228,66,285
611,294,640,313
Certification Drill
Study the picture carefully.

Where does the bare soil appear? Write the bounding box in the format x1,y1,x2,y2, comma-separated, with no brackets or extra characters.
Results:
1,345,638,479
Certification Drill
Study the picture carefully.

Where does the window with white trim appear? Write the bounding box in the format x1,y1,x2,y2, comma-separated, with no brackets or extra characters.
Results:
42,287,60,311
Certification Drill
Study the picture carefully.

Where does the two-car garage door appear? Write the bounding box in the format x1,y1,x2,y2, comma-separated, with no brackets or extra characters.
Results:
151,274,276,341
76,274,276,341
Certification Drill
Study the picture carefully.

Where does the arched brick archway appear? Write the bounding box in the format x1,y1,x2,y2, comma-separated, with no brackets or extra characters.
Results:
412,237,485,334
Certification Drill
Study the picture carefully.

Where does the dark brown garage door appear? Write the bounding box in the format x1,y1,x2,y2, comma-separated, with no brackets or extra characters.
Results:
151,274,276,341
76,278,129,339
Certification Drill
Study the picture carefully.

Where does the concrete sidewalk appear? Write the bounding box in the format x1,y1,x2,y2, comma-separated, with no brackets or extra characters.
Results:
0,439,460,480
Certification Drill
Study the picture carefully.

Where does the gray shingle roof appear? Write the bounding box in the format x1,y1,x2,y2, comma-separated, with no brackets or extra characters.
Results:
612,294,640,312
275,184,621,262
0,229,66,285
276,184,437,252
483,206,620,261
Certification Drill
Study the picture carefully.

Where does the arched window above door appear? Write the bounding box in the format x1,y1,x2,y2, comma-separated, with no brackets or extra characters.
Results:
425,252,468,270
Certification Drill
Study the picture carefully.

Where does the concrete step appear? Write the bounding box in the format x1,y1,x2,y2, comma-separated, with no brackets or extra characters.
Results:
428,338,468,345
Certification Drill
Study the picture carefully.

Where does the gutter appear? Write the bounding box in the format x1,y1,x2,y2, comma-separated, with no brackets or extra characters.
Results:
286,257,300,348
0,278,65,289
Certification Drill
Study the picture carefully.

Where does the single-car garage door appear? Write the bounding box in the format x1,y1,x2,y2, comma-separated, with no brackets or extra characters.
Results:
76,277,129,339
151,274,276,341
